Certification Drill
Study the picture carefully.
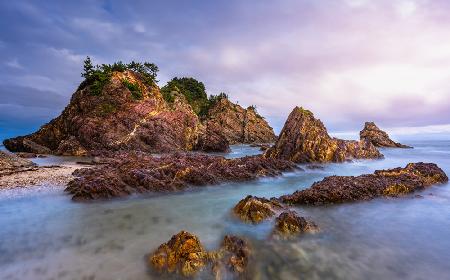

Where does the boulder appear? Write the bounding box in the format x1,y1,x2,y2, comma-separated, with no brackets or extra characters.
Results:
273,211,319,237
265,107,383,163
0,151,37,176
205,98,276,144
281,162,448,205
360,122,411,148
213,235,251,279
233,195,285,223
65,152,295,201
148,231,208,277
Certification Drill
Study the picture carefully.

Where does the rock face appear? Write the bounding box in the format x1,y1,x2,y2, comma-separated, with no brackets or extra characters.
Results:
149,232,251,278
0,151,37,176
233,195,285,223
360,122,411,148
149,231,208,277
65,152,295,201
273,211,319,237
265,107,383,163
281,162,448,205
205,98,277,144
3,71,224,155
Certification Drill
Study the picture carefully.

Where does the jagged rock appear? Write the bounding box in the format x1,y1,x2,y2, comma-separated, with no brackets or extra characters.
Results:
265,107,383,163
273,211,319,237
233,195,285,223
213,235,251,279
3,71,225,155
15,152,37,158
195,122,230,153
148,231,208,277
281,162,448,205
360,122,411,148
65,152,295,201
205,98,276,144
0,151,37,176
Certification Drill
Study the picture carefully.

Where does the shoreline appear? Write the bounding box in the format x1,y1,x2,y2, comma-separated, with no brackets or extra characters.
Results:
0,164,80,191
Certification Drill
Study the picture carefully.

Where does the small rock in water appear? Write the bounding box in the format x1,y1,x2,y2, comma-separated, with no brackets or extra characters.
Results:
272,211,319,238
233,195,285,224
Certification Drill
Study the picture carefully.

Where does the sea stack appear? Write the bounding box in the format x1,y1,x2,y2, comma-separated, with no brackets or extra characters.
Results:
360,122,411,148
265,106,383,163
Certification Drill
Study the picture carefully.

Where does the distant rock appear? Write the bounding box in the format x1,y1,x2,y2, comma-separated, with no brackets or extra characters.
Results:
265,107,383,163
273,211,319,237
205,98,276,144
0,151,37,176
360,122,411,148
233,195,285,224
281,162,448,205
65,152,295,201
194,122,230,153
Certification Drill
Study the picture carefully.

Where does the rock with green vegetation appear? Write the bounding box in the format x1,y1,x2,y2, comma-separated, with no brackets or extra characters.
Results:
265,106,383,163
280,162,448,205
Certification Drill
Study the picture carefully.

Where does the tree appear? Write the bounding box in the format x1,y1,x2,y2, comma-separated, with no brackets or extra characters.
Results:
81,56,94,79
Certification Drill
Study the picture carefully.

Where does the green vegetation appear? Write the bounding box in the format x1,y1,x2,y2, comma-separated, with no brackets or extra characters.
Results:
98,103,117,116
122,79,143,100
161,77,228,117
80,56,159,96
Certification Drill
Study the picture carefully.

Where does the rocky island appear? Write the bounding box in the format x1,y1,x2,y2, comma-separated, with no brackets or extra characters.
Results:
3,59,276,156
360,121,411,148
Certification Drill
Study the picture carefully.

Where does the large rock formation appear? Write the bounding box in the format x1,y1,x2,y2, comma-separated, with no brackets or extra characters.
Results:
65,152,295,201
4,71,216,155
205,98,277,144
360,122,411,148
265,107,383,163
281,162,448,205
0,151,37,176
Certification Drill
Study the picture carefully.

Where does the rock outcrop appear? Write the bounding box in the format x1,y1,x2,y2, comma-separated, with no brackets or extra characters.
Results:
65,152,295,201
148,231,251,278
281,162,448,205
3,71,228,155
233,195,285,223
360,122,411,148
273,211,319,237
205,98,276,144
149,231,208,277
0,151,37,176
265,107,383,163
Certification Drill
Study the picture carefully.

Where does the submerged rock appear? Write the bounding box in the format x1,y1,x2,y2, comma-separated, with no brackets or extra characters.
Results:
0,151,37,176
149,232,251,278
213,235,252,279
205,98,276,144
265,107,383,163
360,122,411,148
273,211,319,237
148,231,208,277
65,152,295,201
281,162,448,205
233,195,285,223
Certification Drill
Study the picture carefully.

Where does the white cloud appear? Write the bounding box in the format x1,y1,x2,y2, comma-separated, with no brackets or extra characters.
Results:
5,59,23,69
395,0,418,17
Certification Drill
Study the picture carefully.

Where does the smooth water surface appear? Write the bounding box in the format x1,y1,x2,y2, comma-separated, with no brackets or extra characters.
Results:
1,141,450,280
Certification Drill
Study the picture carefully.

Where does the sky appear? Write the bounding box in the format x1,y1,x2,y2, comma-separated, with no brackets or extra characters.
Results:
1,0,450,139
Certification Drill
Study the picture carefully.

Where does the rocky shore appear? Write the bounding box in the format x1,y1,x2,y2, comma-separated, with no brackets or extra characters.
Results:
65,152,296,201
281,162,448,205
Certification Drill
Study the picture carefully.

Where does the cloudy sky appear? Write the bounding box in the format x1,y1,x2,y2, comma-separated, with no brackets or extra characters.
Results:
1,0,450,139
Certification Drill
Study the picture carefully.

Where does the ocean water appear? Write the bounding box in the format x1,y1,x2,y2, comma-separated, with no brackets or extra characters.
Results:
0,140,450,280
